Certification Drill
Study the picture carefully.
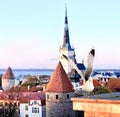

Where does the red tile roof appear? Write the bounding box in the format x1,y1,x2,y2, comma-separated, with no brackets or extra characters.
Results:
20,92,46,105
46,62,74,93
0,91,46,105
2,67,15,79
107,78,120,92
8,86,43,92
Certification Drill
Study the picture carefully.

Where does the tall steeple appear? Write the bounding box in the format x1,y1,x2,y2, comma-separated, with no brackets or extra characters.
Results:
59,6,75,74
62,7,72,49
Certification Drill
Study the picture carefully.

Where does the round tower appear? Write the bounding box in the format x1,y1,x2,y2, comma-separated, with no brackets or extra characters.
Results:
46,62,75,117
2,67,15,91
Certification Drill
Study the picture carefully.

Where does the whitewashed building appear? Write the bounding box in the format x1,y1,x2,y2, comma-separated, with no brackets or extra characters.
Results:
20,92,46,117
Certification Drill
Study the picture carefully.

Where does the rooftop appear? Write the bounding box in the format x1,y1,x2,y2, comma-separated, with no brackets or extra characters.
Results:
71,92,120,116
46,62,74,93
2,67,15,79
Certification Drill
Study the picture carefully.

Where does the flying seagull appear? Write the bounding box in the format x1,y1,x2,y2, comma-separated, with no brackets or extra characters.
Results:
62,48,95,93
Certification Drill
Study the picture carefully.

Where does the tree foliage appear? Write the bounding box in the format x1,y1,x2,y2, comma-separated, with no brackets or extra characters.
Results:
93,86,112,94
0,102,18,117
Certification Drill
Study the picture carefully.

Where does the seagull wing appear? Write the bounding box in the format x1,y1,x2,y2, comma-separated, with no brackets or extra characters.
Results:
62,54,85,83
84,48,95,81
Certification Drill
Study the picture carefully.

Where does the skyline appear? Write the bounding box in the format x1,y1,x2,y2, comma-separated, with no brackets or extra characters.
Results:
0,0,120,69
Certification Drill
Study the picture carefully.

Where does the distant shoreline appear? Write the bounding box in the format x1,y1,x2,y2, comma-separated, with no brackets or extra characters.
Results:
0,68,119,70
0,68,54,71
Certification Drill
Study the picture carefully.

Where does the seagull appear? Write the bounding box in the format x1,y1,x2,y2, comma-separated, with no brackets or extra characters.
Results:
62,48,95,94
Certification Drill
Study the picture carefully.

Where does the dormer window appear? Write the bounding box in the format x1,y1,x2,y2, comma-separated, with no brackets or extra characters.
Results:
34,101,37,105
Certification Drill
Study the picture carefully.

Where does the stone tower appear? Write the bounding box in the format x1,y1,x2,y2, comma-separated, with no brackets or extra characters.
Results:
59,7,76,74
2,67,15,91
46,62,75,117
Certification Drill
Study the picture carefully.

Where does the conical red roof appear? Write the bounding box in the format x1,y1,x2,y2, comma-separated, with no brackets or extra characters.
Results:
46,62,74,93
2,67,15,79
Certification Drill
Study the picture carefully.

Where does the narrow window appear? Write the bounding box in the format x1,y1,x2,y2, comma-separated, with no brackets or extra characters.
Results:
32,107,39,113
67,94,69,99
25,114,29,117
25,105,28,111
34,101,37,105
56,95,58,99
47,95,49,99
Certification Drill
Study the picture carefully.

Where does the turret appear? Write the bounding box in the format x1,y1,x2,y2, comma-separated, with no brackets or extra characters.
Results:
2,67,15,91
46,62,75,117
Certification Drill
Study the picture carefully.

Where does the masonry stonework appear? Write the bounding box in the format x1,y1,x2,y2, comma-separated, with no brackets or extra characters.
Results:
46,92,75,117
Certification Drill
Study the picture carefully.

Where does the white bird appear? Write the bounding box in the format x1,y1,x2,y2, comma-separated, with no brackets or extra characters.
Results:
62,48,95,93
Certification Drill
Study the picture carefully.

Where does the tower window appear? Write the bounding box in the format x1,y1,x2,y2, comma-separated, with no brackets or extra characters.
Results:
56,95,58,99
47,95,49,99
67,94,69,99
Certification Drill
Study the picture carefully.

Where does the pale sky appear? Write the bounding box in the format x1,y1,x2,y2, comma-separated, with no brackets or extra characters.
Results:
0,0,120,69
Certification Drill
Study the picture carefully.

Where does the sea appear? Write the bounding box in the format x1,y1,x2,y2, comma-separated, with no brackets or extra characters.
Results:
0,69,54,77
0,69,120,79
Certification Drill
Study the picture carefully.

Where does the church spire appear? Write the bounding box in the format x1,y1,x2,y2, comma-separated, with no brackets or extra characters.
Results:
62,7,71,49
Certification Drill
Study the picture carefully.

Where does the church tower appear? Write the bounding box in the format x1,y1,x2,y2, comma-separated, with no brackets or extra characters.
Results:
59,7,86,89
46,62,75,117
59,7,76,74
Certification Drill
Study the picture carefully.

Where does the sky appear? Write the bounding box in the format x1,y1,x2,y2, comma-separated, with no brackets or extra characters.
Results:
0,0,120,69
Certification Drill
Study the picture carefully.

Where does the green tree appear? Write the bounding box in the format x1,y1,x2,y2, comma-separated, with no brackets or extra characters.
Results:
93,86,112,94
0,102,18,117
21,76,36,87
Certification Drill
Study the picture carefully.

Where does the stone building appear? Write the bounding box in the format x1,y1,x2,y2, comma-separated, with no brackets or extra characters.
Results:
2,67,15,91
46,62,75,117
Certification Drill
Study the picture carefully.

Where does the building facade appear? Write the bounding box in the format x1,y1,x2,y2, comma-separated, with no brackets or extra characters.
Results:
19,92,46,117
20,100,45,117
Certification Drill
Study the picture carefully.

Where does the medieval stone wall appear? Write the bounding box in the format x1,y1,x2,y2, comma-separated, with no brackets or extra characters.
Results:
46,92,75,117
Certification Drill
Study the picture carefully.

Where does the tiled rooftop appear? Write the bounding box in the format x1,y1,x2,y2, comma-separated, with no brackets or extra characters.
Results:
107,78,120,92
8,86,43,92
20,92,46,105
79,92,120,100
46,62,74,93
2,66,15,79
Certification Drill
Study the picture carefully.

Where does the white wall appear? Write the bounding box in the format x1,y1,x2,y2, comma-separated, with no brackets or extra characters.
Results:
20,100,43,117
